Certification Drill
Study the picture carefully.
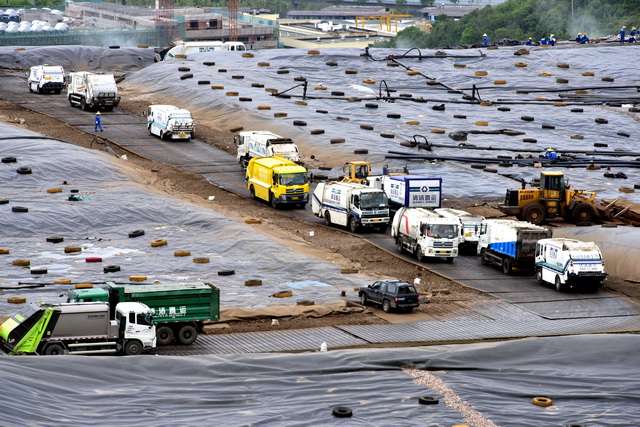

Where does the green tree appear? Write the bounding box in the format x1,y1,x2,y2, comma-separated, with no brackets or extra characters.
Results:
396,0,407,10
420,0,435,6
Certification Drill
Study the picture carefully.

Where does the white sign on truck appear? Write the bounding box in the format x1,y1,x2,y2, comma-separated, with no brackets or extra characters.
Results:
27,65,65,94
535,238,606,292
235,130,300,168
368,175,442,210
391,206,460,262
147,105,195,141
312,181,389,233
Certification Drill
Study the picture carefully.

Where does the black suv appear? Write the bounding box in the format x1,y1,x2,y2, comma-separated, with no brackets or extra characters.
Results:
359,279,420,313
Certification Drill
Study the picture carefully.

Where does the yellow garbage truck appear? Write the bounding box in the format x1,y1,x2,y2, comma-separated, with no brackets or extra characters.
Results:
246,156,309,208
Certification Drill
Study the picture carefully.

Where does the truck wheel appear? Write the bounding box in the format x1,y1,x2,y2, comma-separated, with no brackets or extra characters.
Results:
44,343,65,355
124,340,143,355
535,267,543,284
80,98,86,110
324,211,332,226
29,84,33,93
572,203,596,223
178,325,198,345
360,293,367,306
270,193,278,209
480,248,489,265
69,96,74,107
348,216,358,233
156,326,174,345
415,245,424,262
555,276,565,292
502,258,512,275
396,237,403,253
523,203,546,225
249,185,257,200
382,299,391,313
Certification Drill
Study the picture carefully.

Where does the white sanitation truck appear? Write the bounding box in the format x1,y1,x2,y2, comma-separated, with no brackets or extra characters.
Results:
434,208,485,253
535,238,607,292
67,71,121,111
27,65,66,94
155,40,246,61
147,105,195,140
235,131,301,169
312,181,389,233
391,206,461,262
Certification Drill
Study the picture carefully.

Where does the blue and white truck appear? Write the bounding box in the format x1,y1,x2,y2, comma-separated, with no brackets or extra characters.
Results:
535,238,606,292
477,219,552,274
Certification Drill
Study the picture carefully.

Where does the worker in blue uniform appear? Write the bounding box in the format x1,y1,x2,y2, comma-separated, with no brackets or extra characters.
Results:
620,26,626,42
482,33,488,47
548,34,556,46
525,37,533,45
576,33,582,42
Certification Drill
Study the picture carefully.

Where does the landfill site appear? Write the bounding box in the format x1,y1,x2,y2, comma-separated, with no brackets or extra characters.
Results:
1,41,640,425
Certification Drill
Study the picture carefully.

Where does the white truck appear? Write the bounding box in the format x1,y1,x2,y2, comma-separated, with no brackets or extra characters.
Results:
367,174,442,214
477,219,552,275
147,105,195,141
67,71,121,111
235,130,301,168
155,40,246,61
535,238,606,292
435,208,485,253
312,181,389,233
27,65,65,94
391,206,461,263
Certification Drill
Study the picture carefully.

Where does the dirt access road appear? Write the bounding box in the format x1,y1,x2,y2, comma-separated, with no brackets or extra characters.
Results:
1,95,635,337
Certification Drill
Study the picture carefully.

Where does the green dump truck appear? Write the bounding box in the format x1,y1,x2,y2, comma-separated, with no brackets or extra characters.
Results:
0,301,156,356
66,281,220,346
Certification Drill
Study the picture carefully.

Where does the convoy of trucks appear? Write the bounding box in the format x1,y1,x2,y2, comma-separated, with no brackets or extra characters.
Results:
27,65,66,94
391,206,461,262
477,219,552,274
535,238,606,292
246,156,309,208
66,281,220,345
67,71,121,111
147,105,195,141
0,301,156,356
311,181,390,233
235,131,301,168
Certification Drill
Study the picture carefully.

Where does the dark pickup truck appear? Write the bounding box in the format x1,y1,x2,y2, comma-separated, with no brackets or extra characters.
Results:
359,279,421,313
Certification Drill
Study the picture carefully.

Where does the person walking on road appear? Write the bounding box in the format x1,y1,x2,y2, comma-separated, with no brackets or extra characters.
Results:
482,33,488,47
94,111,103,132
620,25,626,42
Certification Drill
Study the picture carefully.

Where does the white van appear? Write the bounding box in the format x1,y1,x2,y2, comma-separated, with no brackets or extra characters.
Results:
155,41,246,61
535,238,606,292
147,105,195,141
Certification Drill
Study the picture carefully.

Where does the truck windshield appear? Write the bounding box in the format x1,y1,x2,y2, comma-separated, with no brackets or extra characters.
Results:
279,173,307,186
426,224,457,239
360,192,388,209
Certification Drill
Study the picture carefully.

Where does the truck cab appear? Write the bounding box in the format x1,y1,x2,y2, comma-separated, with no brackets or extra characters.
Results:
246,156,309,208
392,207,460,262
